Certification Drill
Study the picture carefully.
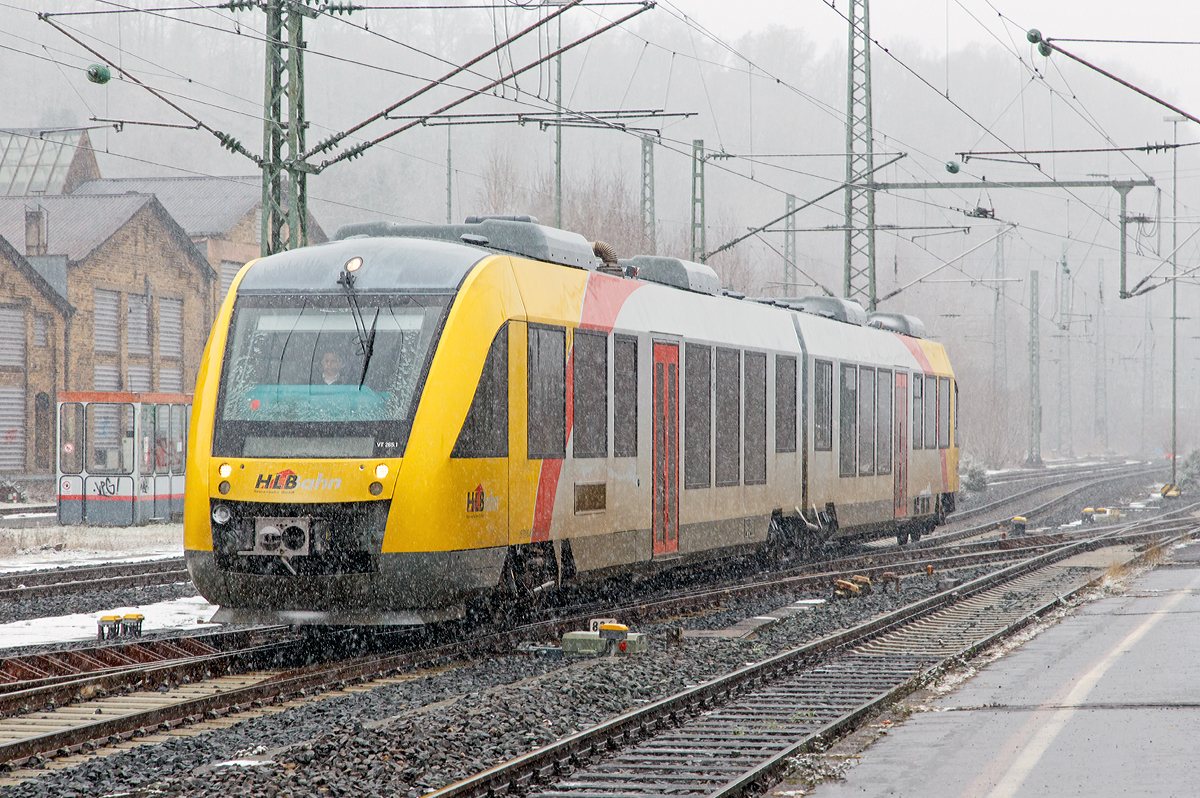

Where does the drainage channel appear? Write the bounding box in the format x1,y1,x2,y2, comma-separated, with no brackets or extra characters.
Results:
428,528,1186,798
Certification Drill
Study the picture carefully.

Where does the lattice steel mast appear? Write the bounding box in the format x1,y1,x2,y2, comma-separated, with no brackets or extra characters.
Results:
843,0,876,309
261,0,312,257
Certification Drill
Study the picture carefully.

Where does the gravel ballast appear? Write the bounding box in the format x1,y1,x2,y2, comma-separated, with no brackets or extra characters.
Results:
0,562,1097,798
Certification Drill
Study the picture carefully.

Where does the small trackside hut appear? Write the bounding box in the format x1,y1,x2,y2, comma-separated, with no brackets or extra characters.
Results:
57,391,190,526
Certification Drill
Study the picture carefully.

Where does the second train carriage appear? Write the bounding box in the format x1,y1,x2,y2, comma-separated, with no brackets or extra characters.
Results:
184,218,958,625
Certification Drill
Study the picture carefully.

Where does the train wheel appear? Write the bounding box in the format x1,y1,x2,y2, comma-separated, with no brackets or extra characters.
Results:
911,528,922,543
897,530,910,546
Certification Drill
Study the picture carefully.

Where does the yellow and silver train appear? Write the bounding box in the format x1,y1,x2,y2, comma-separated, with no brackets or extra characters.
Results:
185,217,958,625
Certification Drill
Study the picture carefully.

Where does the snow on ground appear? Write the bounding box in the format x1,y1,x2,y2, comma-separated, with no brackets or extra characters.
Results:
0,594,219,649
0,522,183,573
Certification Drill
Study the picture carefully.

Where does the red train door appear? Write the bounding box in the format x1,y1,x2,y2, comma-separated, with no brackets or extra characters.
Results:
652,342,679,556
894,372,908,517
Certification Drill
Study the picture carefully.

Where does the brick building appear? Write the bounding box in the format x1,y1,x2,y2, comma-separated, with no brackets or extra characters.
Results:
0,194,215,474
73,175,327,302
0,235,72,473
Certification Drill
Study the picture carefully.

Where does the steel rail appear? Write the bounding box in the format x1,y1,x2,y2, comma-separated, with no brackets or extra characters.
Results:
423,526,1188,798
0,558,188,599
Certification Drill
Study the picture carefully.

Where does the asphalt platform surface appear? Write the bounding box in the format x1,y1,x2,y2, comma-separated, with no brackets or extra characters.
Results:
803,538,1200,798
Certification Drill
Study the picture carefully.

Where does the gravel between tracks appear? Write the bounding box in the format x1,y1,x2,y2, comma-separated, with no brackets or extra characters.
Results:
0,583,200,626
0,563,1100,798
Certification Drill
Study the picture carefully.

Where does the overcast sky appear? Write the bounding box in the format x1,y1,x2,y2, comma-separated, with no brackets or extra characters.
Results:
683,0,1200,111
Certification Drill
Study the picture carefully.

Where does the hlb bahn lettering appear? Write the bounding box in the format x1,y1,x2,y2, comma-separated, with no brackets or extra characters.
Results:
254,469,343,492
466,484,500,513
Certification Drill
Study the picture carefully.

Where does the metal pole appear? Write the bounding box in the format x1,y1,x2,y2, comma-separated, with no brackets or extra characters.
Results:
1095,260,1107,452
555,14,563,229
1058,246,1072,457
1028,270,1041,465
641,135,655,253
843,0,877,308
992,231,1007,394
784,194,797,296
446,126,453,224
1172,117,1179,483
691,140,705,263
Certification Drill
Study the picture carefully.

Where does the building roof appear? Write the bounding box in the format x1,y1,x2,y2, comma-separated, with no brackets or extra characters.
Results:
73,175,261,238
0,128,101,196
0,194,154,263
0,235,73,316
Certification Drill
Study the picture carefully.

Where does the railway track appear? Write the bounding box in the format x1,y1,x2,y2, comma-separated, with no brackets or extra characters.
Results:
0,558,188,602
429,525,1188,798
0,501,1188,775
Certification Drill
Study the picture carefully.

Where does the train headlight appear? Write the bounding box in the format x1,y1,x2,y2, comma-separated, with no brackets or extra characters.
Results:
375,463,389,479
345,256,363,272
219,463,232,478
212,504,232,525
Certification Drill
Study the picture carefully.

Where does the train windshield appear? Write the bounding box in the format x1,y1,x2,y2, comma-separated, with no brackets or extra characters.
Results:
213,295,448,459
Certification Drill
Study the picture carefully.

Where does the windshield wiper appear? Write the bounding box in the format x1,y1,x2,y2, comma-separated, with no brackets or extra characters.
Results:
357,309,379,389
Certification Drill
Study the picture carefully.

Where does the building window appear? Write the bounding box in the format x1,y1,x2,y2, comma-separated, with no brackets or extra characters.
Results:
94,363,120,391
715,347,741,487
159,298,183,359
128,365,152,393
858,366,875,476
877,369,893,475
814,359,833,451
0,307,24,367
684,343,711,488
527,324,565,459
938,375,951,449
127,295,150,356
775,355,797,453
452,324,508,458
33,315,47,348
839,363,857,477
220,260,242,297
0,386,25,472
159,368,183,393
94,290,119,353
912,375,924,450
744,351,767,485
924,374,937,450
613,335,637,457
572,330,607,458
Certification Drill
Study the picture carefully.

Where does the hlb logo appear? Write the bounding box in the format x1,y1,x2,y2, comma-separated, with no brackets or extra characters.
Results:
256,469,298,490
254,470,344,492
466,484,500,513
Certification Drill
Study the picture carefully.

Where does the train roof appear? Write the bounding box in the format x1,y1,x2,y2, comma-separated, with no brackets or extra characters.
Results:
237,236,487,294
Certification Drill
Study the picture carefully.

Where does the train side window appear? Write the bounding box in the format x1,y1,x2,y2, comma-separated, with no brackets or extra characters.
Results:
814,359,833,451
953,379,959,447
839,364,857,477
572,330,607,458
938,375,951,449
614,335,638,457
877,368,893,474
715,347,741,487
744,351,767,485
858,366,875,476
59,402,83,474
912,376,924,450
775,355,797,453
684,343,712,488
453,324,509,458
924,374,937,450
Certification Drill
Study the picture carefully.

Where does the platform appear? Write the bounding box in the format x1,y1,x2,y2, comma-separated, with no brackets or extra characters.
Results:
804,538,1200,797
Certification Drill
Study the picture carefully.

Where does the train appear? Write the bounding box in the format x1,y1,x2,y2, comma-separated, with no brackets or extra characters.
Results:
184,216,958,625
